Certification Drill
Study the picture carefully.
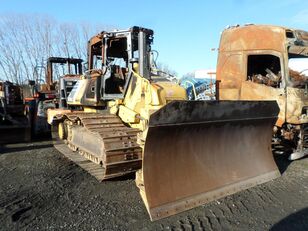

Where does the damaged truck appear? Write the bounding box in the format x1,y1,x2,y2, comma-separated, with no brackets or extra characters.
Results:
217,24,308,160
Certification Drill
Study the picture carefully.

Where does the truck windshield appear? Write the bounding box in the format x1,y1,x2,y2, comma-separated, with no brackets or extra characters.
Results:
288,57,308,88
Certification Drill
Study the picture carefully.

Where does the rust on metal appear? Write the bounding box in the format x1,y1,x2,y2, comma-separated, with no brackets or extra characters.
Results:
45,57,83,91
216,24,308,160
139,100,280,220
217,25,287,100
217,24,308,126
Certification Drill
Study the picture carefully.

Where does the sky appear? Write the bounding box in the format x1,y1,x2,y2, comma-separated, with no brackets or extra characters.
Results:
1,0,308,76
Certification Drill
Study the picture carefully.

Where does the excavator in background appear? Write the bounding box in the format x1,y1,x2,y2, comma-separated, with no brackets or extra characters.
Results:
24,57,83,136
0,81,31,143
47,26,280,220
216,24,308,160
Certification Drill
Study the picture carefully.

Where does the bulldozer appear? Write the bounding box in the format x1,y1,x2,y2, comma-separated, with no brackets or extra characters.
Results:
24,57,83,137
216,24,308,160
47,26,280,220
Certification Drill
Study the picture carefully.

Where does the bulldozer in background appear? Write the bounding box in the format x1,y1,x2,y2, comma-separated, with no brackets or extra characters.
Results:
47,26,280,220
24,57,83,137
216,24,308,160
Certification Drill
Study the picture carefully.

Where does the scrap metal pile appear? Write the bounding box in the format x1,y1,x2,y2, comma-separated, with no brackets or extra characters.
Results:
249,68,282,87
250,69,308,88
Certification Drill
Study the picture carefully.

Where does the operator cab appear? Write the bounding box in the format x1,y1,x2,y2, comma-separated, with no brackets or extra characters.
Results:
87,27,153,100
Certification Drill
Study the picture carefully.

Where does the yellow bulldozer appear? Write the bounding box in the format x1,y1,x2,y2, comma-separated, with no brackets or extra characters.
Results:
47,26,280,220
217,24,308,160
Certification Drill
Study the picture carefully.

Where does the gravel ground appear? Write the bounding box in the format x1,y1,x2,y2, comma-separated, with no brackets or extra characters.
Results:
0,140,307,231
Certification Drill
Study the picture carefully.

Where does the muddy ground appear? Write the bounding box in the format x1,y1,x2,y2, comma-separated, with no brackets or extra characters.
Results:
0,140,307,231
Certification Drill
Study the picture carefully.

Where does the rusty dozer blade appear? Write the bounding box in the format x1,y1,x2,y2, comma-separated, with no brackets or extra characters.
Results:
139,100,280,221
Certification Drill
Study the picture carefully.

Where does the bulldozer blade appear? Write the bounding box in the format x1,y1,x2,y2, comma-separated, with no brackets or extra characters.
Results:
140,100,280,221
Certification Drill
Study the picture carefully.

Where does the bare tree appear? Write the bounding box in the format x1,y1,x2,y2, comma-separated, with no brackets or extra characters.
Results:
0,13,110,84
156,61,178,78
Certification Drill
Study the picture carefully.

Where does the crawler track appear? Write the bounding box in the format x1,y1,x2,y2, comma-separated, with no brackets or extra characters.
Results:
52,112,142,180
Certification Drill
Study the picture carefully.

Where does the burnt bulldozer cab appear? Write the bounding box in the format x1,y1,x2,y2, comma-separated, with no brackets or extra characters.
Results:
45,57,83,108
72,27,153,106
50,58,83,108
46,57,83,92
